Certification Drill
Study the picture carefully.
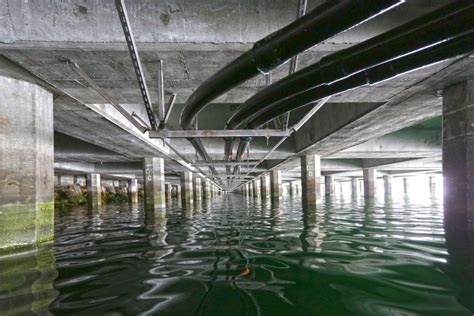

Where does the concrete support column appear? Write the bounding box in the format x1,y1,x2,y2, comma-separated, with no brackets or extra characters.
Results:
383,175,393,197
0,77,54,249
288,181,296,196
181,172,193,207
363,168,377,198
324,176,334,196
443,80,474,236
143,157,165,210
249,181,254,198
253,179,261,198
128,179,138,203
403,178,409,194
87,173,102,209
193,176,202,203
202,180,211,200
270,170,282,202
351,177,358,196
165,183,171,201
429,176,436,194
261,175,270,199
301,155,321,207
176,185,182,200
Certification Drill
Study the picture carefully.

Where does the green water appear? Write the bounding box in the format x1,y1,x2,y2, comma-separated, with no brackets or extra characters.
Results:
1,194,473,315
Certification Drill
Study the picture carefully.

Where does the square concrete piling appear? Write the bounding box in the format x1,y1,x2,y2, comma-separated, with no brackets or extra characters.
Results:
143,157,165,210
0,76,54,249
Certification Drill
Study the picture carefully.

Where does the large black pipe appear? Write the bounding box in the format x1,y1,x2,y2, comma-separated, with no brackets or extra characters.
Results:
179,0,403,130
227,0,474,129
248,31,474,128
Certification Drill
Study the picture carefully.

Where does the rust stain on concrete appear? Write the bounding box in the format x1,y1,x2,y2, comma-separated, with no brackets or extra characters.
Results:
0,114,10,132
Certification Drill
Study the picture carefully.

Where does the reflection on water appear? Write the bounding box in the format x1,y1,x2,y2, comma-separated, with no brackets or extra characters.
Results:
0,192,473,315
0,242,57,315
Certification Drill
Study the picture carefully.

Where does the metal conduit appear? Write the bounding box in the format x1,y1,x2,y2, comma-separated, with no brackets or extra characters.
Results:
207,0,402,185
179,0,403,130
248,31,474,128
180,0,402,185
227,0,474,129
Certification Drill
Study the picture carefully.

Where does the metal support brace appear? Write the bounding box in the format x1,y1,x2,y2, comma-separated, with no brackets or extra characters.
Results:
149,129,291,138
163,93,177,126
157,60,166,124
67,59,147,133
115,0,158,131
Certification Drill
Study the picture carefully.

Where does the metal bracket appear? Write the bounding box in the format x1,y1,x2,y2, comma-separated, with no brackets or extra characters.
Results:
149,129,292,138
192,161,259,167
163,93,177,126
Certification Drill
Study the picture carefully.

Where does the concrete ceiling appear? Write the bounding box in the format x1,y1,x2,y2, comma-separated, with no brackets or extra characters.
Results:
0,0,468,188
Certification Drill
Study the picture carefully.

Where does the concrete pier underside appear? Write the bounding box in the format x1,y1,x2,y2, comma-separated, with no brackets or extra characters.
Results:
0,0,472,250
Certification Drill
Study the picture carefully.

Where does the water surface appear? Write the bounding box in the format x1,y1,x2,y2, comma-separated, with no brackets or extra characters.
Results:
1,194,473,315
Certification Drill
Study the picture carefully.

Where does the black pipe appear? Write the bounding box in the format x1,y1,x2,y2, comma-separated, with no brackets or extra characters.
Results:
248,31,474,128
179,0,403,130
227,0,474,129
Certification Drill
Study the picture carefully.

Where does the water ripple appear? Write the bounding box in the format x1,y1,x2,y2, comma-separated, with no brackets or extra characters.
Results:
1,195,473,315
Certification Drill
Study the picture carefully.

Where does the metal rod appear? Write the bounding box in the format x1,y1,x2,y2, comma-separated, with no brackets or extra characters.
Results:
192,161,259,167
163,93,177,126
283,0,308,130
157,60,166,123
149,129,292,138
291,97,331,132
131,112,150,129
67,58,147,133
161,138,222,189
231,97,330,190
114,0,159,131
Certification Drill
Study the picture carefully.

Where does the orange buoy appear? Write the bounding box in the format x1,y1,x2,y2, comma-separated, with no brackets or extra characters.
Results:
239,267,251,277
